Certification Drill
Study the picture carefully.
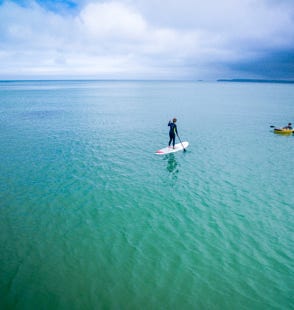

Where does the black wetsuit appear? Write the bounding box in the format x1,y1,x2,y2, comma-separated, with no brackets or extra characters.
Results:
168,121,178,147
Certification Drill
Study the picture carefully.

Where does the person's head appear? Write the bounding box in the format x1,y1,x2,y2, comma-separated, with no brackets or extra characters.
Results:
288,123,292,126
173,118,177,123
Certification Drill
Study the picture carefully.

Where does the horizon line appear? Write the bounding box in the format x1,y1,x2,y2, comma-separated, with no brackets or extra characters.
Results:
1,78,294,84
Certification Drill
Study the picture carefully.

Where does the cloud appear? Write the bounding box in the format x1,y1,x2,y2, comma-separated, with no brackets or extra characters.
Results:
78,2,147,39
228,49,294,79
0,1,201,78
0,0,293,79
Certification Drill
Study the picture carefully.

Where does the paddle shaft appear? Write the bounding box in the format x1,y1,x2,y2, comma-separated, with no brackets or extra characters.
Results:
176,133,186,152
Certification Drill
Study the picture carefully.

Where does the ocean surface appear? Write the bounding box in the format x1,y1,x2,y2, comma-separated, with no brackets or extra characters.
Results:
0,80,293,309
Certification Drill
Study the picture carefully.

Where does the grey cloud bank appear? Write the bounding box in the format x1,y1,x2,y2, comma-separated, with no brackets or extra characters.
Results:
0,0,293,80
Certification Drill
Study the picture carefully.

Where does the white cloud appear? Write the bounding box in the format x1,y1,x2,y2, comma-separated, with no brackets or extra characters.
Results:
0,0,293,79
78,2,147,39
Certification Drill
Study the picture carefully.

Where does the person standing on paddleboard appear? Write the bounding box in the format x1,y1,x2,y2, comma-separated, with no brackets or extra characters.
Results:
168,118,178,149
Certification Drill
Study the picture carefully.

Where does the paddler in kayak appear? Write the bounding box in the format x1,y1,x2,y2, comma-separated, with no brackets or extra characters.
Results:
283,123,292,129
168,118,178,149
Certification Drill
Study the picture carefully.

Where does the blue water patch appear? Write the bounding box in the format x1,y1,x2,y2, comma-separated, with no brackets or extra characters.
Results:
21,109,64,119
0,80,293,309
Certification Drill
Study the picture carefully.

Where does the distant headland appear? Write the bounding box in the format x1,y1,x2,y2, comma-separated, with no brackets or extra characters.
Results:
217,79,294,84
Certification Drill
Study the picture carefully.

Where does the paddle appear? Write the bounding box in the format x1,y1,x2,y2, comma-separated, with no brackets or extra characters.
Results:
176,133,186,152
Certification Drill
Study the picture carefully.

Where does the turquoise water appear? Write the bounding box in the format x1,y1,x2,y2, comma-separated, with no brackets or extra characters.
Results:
0,80,293,309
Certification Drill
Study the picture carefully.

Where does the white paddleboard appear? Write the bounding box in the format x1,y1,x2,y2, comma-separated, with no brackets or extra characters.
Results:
155,141,189,155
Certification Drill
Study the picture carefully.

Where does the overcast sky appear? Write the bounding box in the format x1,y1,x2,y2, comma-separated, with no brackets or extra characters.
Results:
0,0,293,80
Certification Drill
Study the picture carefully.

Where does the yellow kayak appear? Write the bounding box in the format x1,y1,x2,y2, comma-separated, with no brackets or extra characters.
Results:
274,128,294,134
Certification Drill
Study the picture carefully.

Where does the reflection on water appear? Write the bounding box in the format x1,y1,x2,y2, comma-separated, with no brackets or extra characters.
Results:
165,154,179,178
